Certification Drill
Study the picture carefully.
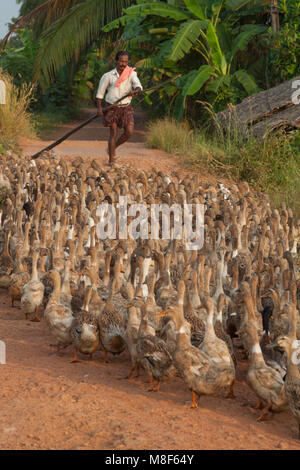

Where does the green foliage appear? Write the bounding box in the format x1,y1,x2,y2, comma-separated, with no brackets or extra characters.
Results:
32,0,134,88
267,0,300,83
0,28,92,118
104,0,267,119
0,29,38,87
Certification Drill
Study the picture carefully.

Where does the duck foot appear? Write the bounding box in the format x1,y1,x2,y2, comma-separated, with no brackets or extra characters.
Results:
226,378,236,399
147,374,154,392
118,364,138,380
99,350,109,363
152,380,160,392
31,305,40,322
257,402,272,421
190,391,198,409
70,348,81,363
125,365,135,380
255,400,264,410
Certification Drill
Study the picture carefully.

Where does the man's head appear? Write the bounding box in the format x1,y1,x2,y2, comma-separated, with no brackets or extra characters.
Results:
115,51,129,73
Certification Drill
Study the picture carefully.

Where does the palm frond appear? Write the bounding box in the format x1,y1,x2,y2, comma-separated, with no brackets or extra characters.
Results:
123,2,191,21
1,0,80,47
33,0,132,87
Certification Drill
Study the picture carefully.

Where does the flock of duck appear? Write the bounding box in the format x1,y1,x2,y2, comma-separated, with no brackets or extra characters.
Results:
0,151,299,441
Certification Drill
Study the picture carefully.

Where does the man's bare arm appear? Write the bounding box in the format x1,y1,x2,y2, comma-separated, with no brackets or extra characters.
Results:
96,98,103,116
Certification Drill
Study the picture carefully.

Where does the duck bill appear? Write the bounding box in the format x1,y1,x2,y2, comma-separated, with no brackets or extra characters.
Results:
156,312,167,317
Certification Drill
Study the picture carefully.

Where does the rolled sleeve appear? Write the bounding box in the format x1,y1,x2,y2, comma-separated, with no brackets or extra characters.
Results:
131,71,143,91
96,73,110,99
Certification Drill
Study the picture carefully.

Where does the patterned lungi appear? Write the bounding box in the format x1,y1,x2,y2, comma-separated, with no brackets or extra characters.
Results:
103,104,134,129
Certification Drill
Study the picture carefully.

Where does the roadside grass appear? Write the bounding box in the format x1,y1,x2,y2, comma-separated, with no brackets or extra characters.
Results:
0,69,35,152
146,117,300,215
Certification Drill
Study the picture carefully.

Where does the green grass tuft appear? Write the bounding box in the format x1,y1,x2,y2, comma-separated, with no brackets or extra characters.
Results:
146,117,300,216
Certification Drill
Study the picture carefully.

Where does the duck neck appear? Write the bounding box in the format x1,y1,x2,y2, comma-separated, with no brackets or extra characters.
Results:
51,272,61,302
61,262,71,297
248,331,265,366
3,231,11,257
204,266,211,296
31,252,39,282
205,304,216,339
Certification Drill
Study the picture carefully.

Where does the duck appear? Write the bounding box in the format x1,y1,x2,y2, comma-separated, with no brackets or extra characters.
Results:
71,286,100,362
260,304,287,378
124,296,142,379
214,293,237,369
237,286,287,421
21,250,44,322
0,229,14,288
200,296,236,399
136,303,173,392
161,304,215,408
98,278,126,362
44,269,74,355
268,303,300,438
8,244,30,307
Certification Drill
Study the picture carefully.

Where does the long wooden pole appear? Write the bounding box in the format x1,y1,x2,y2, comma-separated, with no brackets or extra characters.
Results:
30,75,181,160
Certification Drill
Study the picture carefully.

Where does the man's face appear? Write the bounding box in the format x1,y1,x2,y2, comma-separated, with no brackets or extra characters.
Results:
116,54,129,73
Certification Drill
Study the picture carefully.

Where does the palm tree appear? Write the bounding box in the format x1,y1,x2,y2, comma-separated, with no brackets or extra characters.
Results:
2,0,136,87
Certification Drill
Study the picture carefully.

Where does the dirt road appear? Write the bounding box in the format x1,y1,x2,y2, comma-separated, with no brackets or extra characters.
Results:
0,288,299,450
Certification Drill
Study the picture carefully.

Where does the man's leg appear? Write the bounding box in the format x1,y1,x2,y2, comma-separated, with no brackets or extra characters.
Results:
115,122,134,149
108,122,118,161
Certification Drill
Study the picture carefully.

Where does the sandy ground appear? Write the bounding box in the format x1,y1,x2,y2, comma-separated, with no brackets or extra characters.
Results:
0,288,299,450
0,109,298,450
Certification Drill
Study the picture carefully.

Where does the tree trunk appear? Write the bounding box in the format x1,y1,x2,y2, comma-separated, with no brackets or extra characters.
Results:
216,75,300,138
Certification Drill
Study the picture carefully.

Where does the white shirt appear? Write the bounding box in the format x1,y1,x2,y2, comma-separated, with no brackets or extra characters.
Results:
96,68,143,106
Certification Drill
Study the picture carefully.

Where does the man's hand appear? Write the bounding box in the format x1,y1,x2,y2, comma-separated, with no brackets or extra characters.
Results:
129,87,142,97
97,107,103,117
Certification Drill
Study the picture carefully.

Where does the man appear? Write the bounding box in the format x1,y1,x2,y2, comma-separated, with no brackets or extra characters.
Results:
96,51,142,165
